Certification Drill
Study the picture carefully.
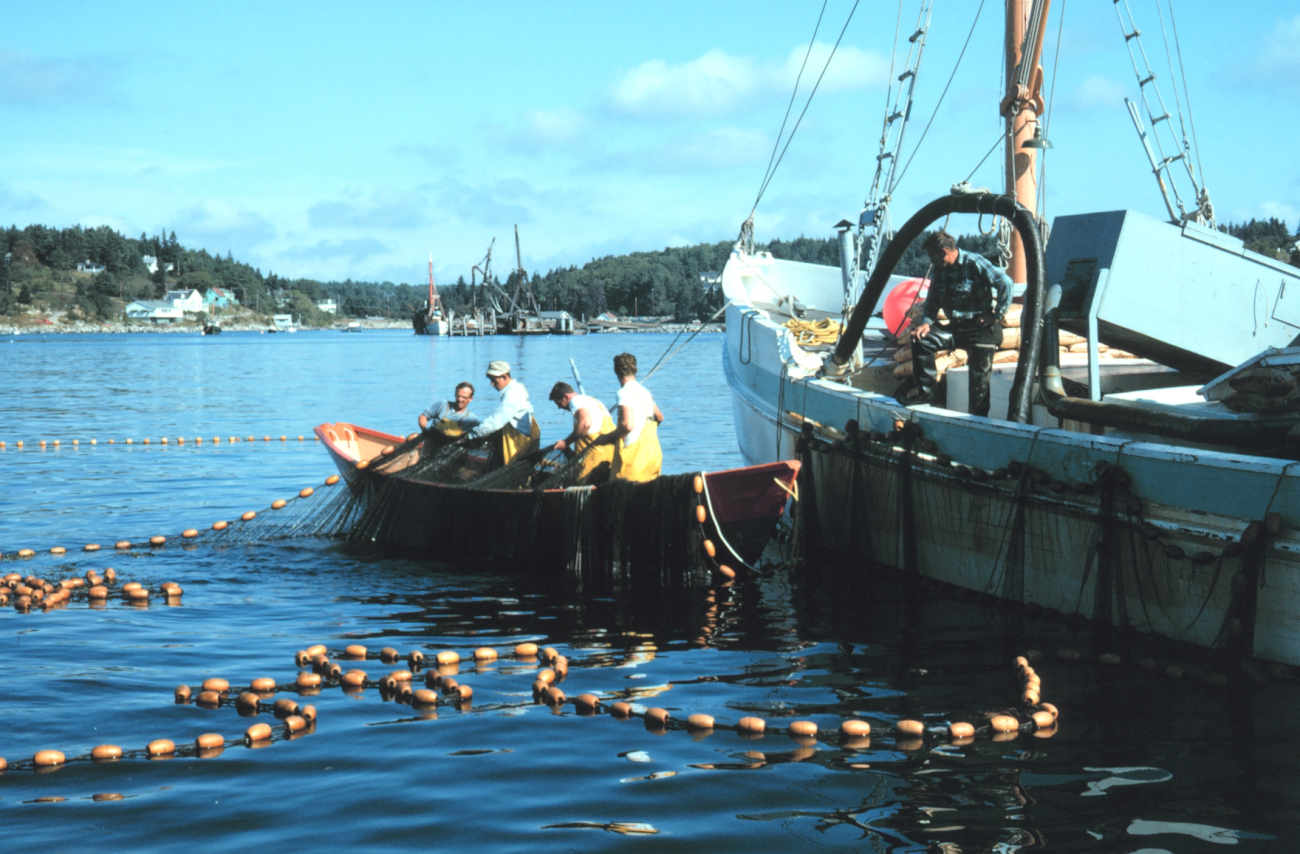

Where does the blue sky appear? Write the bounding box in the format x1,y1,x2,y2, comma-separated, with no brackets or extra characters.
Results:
2,1,1297,285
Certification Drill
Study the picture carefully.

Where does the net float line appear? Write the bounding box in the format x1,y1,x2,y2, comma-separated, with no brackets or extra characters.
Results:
3,568,182,613
1048,641,1293,687
0,473,346,562
0,434,320,451
0,716,318,773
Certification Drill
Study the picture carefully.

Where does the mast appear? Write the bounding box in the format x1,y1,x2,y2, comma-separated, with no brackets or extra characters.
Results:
1002,0,1051,284
427,251,441,315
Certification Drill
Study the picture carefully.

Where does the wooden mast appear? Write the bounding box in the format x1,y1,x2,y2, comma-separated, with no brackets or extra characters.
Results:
1002,0,1051,284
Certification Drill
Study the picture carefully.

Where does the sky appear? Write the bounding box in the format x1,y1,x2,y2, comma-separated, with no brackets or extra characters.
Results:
2,1,1297,286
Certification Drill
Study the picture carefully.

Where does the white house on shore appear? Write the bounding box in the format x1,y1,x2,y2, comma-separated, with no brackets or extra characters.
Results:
164,289,205,313
77,260,106,274
316,298,337,314
125,300,183,323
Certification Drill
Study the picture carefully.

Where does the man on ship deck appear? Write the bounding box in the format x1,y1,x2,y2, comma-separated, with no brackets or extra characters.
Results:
464,361,539,467
549,381,617,484
418,382,480,446
903,230,1012,417
598,352,664,482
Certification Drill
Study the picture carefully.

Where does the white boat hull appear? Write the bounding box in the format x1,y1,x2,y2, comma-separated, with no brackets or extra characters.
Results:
722,251,1300,667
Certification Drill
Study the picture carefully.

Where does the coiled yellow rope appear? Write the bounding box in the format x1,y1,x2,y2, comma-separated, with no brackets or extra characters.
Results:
783,318,841,346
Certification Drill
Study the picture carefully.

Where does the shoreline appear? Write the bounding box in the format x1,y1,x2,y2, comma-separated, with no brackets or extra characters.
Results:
1,320,725,336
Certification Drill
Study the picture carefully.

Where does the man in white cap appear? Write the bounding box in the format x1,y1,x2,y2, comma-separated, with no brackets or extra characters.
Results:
465,360,539,467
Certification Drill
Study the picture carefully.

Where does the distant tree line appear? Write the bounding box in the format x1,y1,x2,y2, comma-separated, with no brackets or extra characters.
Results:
3,218,1297,322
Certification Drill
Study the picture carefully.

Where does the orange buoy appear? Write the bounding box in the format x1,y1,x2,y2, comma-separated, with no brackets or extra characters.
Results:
990,715,1019,733
840,720,871,737
645,708,670,725
695,505,707,524
294,650,311,667
413,688,439,707
235,692,261,714
693,475,704,494
88,585,108,599
84,543,100,552
182,529,198,539
273,698,300,718
34,750,66,766
379,647,400,663
271,499,287,510
196,733,224,749
738,716,766,734
515,642,539,657
280,436,287,442
146,739,176,756
356,459,370,470
389,669,413,682
687,713,715,730
326,475,340,485
175,685,192,702
344,644,368,659
1037,702,1059,721
241,511,256,522
380,445,395,456
573,693,600,712
197,690,221,707
342,670,367,687
263,436,270,442
703,539,717,558
142,438,149,445
128,588,150,601
896,720,924,737
1031,710,1054,728
474,647,498,661
299,487,314,499
50,546,66,555
301,705,317,722
91,744,123,761
455,684,473,701
407,650,425,667
539,647,558,663
436,651,460,666
610,702,632,719
717,565,736,579
247,436,255,442
949,721,976,739
283,715,307,733
17,549,35,558
202,678,231,693
245,723,273,742
789,720,818,737
305,644,328,658
104,568,116,581
40,440,46,447
535,668,556,686
149,535,166,546
296,672,322,688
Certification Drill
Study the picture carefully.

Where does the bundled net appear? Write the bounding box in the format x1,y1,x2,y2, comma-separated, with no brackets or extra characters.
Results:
190,429,714,591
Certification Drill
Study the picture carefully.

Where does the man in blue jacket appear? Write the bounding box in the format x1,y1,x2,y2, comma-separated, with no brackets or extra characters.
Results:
905,230,1012,417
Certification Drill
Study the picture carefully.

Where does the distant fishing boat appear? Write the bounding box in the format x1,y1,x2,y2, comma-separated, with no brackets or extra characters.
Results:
342,320,362,333
722,0,1300,666
315,421,798,584
413,252,449,336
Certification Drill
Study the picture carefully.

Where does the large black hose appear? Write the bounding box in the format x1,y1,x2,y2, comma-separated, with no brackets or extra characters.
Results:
830,191,1046,423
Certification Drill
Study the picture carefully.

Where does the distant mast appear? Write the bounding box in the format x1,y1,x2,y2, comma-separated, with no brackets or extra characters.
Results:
428,252,440,315
1002,0,1051,285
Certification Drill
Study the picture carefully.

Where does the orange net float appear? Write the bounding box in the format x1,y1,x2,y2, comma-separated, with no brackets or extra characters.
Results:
241,511,256,522
271,499,287,510
325,475,340,485
695,505,707,524
115,540,131,549
182,529,199,539
356,459,370,470
703,539,717,558
693,475,704,494
149,535,166,546
299,487,314,498
212,520,228,531
50,546,66,555
380,445,395,456
83,543,100,552
738,716,766,734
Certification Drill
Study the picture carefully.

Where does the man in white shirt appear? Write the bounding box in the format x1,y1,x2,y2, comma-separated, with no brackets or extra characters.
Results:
465,360,539,466
549,381,616,483
606,352,664,482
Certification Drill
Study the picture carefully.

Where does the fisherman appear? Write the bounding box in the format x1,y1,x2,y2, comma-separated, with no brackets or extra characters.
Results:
418,382,480,444
463,360,539,467
549,381,617,484
905,230,1012,416
602,352,664,482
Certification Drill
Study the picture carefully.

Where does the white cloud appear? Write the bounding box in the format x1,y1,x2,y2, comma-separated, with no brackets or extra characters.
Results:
633,127,771,174
608,43,888,119
0,50,126,108
308,187,430,230
1061,75,1130,113
282,237,389,265
1253,14,1300,92
483,107,592,154
170,201,276,255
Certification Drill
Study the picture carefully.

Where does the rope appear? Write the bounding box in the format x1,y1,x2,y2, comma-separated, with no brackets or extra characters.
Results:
783,317,841,346
1165,0,1205,194
891,0,987,193
750,0,862,215
753,0,828,218
699,471,763,575
1036,0,1066,219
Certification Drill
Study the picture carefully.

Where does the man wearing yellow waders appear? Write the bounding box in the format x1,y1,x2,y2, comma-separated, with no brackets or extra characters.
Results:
465,360,539,468
607,352,664,482
549,381,616,484
418,382,480,444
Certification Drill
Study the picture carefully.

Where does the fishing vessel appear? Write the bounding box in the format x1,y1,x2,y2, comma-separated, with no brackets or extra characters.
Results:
315,421,799,587
722,1,1300,666
412,252,450,336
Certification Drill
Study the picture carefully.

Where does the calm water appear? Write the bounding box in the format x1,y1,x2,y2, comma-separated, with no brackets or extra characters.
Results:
2,329,1298,852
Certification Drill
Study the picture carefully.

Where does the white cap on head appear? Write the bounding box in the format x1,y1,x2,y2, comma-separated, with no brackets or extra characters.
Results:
486,360,511,377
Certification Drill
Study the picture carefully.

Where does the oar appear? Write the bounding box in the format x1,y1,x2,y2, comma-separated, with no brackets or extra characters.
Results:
569,357,586,395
